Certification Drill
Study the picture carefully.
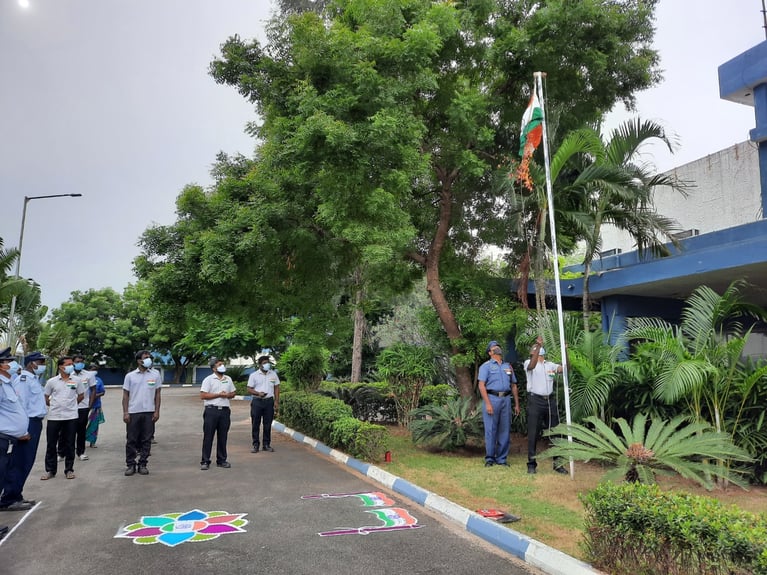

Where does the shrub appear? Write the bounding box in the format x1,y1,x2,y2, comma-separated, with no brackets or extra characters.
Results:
377,343,436,427
279,345,329,391
329,417,390,462
409,396,483,451
419,384,454,407
279,391,388,461
581,482,767,575
318,381,397,422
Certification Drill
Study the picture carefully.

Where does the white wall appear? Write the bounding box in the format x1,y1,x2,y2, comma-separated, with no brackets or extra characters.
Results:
600,140,762,254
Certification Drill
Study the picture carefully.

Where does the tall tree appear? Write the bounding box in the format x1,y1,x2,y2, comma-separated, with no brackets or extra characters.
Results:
210,0,660,396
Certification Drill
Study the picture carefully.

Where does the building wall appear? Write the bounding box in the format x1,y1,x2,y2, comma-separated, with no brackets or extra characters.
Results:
599,140,762,254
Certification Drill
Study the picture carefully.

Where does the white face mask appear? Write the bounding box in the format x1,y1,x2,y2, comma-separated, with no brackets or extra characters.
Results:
141,358,153,369
216,365,226,374
261,362,270,372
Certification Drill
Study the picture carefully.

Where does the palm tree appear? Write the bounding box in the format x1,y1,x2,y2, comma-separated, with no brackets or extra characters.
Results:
578,118,689,330
622,281,767,434
539,413,752,489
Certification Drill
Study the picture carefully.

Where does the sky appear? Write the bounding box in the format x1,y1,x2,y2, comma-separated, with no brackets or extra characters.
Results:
0,0,765,312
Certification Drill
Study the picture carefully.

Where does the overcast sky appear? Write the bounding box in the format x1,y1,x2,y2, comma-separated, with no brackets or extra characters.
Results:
1,0,765,311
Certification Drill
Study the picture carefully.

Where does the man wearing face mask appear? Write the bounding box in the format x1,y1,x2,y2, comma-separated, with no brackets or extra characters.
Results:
58,353,96,462
0,352,47,510
199,357,236,470
478,341,520,468
247,355,280,453
42,356,85,480
122,350,162,476
0,348,31,536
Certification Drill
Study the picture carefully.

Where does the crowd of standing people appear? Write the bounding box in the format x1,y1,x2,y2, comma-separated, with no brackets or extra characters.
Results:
0,347,282,539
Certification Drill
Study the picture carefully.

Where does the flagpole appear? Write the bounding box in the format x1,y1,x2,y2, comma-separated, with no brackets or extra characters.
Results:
535,71,575,478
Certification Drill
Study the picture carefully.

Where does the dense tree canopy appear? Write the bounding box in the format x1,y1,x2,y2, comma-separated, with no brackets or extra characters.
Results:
202,0,661,395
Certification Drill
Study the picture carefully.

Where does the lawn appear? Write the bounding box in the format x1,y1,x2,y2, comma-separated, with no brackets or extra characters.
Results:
382,427,767,560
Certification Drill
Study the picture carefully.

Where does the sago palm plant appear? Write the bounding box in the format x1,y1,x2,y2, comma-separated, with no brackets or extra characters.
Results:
539,412,752,489
409,396,484,451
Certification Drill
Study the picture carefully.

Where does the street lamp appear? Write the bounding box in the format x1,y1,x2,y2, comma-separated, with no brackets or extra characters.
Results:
6,193,83,355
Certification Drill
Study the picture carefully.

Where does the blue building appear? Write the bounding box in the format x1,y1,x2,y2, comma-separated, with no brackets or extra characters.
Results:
545,40,767,356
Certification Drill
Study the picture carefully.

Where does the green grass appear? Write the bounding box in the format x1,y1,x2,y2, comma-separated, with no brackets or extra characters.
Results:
381,429,767,561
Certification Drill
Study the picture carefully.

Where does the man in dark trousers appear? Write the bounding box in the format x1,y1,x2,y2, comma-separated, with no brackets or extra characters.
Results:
122,350,162,476
524,336,568,475
247,355,280,453
0,352,46,510
0,348,31,537
199,357,236,470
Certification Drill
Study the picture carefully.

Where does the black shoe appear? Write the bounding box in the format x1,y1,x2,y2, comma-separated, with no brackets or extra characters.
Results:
137,466,149,475
251,446,259,453
262,445,274,452
527,464,537,475
200,462,210,470
125,466,136,477
0,501,33,511
484,460,495,467
553,465,568,475
497,462,510,467
216,461,231,468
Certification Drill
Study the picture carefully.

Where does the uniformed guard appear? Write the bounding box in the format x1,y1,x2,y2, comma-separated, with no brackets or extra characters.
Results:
478,341,520,467
247,355,280,453
0,351,47,510
0,347,32,533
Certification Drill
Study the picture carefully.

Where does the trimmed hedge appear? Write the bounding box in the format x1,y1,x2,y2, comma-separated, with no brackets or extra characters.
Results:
580,482,767,575
279,391,389,462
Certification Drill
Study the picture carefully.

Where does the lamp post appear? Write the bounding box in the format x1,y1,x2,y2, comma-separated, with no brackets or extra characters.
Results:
6,193,83,355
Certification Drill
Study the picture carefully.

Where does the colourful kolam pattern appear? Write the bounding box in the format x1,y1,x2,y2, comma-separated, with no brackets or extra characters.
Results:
115,509,248,547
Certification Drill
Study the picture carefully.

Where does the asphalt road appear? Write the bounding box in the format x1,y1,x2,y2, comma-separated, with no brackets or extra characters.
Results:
1,387,541,575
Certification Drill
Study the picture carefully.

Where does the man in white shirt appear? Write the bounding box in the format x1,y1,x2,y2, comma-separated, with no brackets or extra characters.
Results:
247,355,280,453
199,357,236,470
524,336,568,475
42,356,85,480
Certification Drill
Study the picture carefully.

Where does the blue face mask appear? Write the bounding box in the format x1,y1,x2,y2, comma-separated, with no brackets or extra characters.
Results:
35,365,46,376
63,365,75,375
142,358,153,369
8,361,19,373
216,365,226,374
261,362,270,372
74,362,85,371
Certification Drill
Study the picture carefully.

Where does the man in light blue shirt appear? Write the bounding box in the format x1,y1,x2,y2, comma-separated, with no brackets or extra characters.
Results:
0,347,31,533
0,351,47,511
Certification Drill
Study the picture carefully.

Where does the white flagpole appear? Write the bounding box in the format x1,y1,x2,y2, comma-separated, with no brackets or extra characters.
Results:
535,71,575,478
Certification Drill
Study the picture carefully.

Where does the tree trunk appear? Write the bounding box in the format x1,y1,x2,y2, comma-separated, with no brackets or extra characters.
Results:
409,172,474,398
351,284,365,383
582,259,592,331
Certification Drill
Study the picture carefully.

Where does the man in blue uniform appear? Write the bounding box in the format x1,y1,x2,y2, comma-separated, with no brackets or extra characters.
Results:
0,348,32,536
477,341,520,468
0,351,46,510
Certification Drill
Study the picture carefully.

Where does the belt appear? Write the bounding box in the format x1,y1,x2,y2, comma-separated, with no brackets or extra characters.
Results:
530,392,551,399
253,395,273,400
205,405,230,410
487,390,511,397
0,432,18,442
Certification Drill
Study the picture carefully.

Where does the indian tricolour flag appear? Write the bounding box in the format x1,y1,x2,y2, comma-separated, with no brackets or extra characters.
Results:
516,85,543,189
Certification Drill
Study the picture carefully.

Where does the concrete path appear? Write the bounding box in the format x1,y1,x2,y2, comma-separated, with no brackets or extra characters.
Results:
1,387,544,575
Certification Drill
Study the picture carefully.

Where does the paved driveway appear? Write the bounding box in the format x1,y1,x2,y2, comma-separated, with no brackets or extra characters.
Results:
1,387,541,575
